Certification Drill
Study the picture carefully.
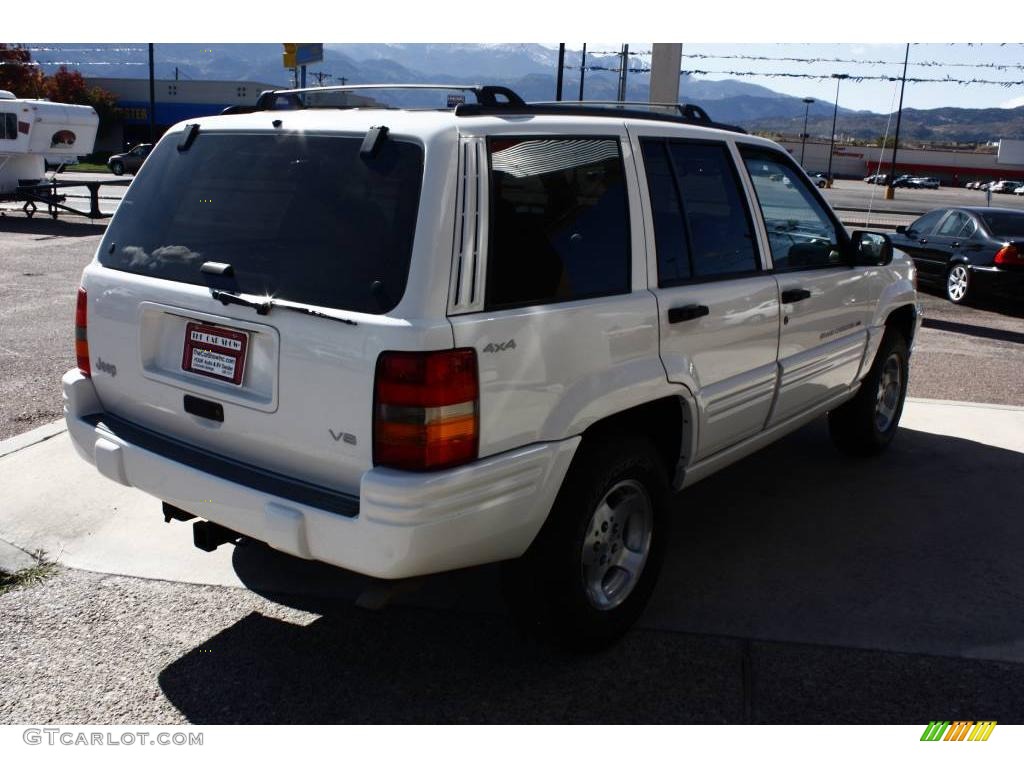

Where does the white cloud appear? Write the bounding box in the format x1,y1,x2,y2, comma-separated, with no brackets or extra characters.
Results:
1000,95,1024,109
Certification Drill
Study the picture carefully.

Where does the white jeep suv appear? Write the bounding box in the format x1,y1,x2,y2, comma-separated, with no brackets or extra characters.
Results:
64,85,921,648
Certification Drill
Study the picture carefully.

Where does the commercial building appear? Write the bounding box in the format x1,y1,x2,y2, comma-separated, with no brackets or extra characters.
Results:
86,77,380,152
783,138,1024,185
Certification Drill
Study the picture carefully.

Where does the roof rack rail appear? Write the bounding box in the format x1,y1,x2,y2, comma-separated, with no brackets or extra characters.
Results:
454,99,745,134
252,83,526,111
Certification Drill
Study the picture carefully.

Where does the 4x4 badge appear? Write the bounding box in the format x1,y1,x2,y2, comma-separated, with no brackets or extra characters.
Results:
482,339,516,354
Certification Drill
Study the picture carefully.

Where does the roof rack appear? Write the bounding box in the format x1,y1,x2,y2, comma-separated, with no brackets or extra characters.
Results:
455,98,745,134
225,84,745,134
247,83,526,112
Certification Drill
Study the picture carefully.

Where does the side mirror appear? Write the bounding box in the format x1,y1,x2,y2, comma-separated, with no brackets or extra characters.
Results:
850,230,893,266
895,225,908,235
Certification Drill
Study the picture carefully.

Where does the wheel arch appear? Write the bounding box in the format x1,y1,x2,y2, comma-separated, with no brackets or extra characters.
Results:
579,394,695,491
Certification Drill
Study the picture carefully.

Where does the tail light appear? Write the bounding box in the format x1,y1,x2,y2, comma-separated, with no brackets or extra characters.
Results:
373,348,479,471
75,287,90,376
994,244,1024,266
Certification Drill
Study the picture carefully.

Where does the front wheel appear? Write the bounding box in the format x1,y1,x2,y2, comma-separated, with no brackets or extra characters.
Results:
946,264,971,304
110,161,124,176
502,436,670,651
829,331,909,456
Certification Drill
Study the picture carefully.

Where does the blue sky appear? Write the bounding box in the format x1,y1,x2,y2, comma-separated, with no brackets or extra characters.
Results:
596,44,1024,113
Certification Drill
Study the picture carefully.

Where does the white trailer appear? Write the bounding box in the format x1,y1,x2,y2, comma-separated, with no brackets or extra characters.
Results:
0,90,99,194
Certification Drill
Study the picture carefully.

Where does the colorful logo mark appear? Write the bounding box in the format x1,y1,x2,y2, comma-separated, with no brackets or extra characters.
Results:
920,721,997,742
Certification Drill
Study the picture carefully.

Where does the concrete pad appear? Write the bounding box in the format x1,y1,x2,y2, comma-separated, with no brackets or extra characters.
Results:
0,538,38,574
0,429,242,588
1,398,1022,665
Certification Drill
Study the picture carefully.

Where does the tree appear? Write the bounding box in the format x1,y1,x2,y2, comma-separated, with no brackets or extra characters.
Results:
0,44,45,98
44,65,117,123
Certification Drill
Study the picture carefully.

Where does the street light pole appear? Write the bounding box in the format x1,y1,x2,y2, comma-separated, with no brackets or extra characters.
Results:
800,97,814,167
578,43,587,101
885,44,910,200
555,43,565,101
826,74,848,189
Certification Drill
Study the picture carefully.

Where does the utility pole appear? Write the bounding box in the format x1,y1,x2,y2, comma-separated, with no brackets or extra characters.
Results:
885,44,910,200
800,97,814,167
578,43,587,100
826,74,848,188
148,44,155,143
617,43,629,102
337,76,348,86
555,43,565,101
310,71,332,86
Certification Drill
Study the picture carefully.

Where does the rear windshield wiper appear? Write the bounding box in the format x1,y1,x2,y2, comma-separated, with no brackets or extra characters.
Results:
210,289,357,326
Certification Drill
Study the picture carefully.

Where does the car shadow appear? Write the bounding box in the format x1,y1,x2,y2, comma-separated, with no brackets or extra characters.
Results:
0,214,107,237
158,421,1024,723
922,317,1024,344
918,283,1024,319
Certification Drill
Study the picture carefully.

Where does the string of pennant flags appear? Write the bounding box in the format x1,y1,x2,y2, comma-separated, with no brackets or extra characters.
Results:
563,63,1024,88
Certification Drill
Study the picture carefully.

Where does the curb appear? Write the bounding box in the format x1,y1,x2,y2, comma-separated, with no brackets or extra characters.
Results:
0,419,67,460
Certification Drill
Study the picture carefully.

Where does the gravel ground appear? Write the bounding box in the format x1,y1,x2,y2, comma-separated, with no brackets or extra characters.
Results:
0,217,105,440
910,289,1024,406
2,567,1022,724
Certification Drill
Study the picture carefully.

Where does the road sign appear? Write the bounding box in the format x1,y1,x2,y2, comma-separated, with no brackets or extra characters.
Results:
282,43,323,69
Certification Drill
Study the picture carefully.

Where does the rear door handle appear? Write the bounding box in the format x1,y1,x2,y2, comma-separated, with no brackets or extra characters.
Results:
781,288,812,304
667,304,710,323
951,242,961,248
919,238,928,244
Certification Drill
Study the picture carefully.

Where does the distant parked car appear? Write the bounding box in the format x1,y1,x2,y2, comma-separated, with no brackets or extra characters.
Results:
891,206,1024,304
908,177,940,190
991,180,1022,194
811,173,828,188
1014,185,1024,196
891,174,917,188
107,144,153,175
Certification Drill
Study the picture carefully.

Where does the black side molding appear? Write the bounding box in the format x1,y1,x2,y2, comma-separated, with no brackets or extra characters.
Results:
85,414,360,518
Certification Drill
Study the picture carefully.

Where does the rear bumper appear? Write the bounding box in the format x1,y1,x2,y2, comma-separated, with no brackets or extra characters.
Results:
63,369,579,579
970,265,1024,298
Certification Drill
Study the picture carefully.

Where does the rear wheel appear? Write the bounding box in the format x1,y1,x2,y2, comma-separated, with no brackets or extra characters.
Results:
946,264,971,304
502,435,670,651
829,331,909,456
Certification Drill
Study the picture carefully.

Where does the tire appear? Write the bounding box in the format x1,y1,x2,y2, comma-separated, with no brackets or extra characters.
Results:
110,161,124,176
829,331,909,457
501,435,670,651
945,263,971,304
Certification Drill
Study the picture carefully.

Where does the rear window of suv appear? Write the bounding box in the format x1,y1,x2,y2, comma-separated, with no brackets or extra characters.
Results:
97,131,424,314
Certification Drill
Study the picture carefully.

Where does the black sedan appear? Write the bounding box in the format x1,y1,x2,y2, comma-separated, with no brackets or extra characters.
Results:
107,143,153,176
891,207,1024,304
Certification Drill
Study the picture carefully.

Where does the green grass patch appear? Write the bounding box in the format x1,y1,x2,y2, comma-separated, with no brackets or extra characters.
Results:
67,163,111,174
0,552,56,596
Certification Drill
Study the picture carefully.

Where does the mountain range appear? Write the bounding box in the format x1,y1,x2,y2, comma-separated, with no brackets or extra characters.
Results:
27,43,1024,142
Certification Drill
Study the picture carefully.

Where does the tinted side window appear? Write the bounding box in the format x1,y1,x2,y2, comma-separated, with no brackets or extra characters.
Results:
486,137,630,309
937,211,968,236
667,142,759,278
908,209,946,235
741,148,842,270
642,140,759,284
640,140,691,283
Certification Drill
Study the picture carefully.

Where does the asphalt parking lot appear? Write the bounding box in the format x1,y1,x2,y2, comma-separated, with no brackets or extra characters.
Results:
1,180,1023,724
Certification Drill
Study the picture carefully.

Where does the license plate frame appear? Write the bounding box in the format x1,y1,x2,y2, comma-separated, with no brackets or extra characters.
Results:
181,322,249,386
